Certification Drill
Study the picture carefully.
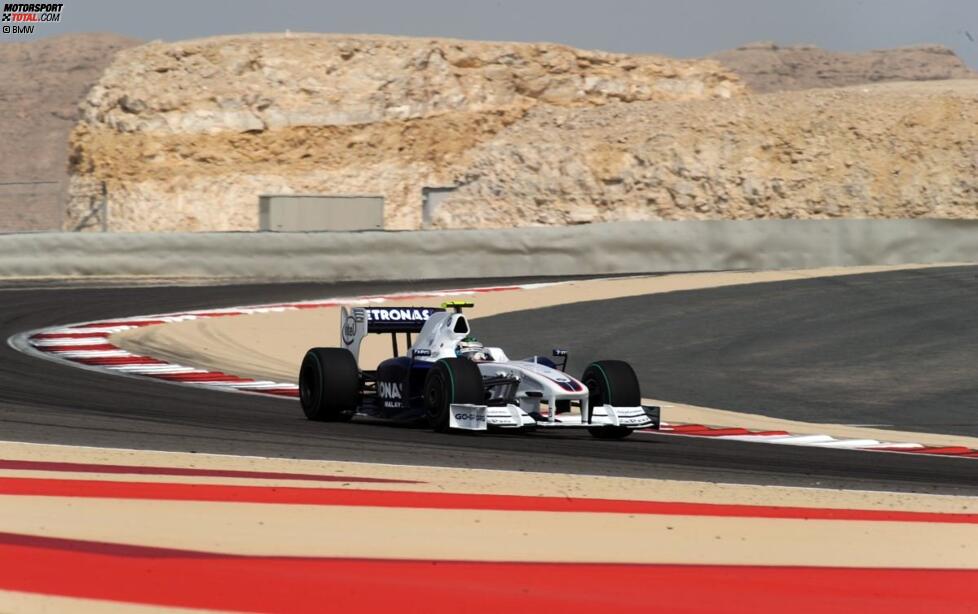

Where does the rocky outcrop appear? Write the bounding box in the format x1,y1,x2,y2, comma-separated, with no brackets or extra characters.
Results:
712,42,976,93
65,33,741,231
64,34,978,232
432,80,978,227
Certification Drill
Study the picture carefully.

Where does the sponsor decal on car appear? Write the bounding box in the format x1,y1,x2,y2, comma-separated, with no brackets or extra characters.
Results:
366,308,436,322
517,361,585,391
363,306,444,334
449,404,488,430
378,381,402,400
618,414,652,425
342,315,358,345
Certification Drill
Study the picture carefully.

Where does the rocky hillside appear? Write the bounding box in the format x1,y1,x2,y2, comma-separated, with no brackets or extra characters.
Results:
65,33,741,231
712,42,976,93
433,80,978,227
62,34,978,231
0,33,139,231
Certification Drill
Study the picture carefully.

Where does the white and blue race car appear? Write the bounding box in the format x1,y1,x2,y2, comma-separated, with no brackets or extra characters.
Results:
299,301,659,438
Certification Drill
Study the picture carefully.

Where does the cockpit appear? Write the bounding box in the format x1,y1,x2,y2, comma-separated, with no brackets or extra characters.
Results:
455,336,493,362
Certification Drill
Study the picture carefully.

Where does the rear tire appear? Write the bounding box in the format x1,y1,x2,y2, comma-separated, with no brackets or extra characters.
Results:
299,348,359,422
424,358,484,432
582,360,640,440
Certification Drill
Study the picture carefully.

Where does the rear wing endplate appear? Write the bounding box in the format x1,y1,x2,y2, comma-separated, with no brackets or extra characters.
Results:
340,306,444,360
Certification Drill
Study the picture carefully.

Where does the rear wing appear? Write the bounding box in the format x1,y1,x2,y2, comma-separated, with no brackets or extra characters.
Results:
340,306,445,361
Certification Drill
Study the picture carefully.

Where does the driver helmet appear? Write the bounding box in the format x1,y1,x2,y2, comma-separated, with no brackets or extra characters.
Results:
456,336,488,360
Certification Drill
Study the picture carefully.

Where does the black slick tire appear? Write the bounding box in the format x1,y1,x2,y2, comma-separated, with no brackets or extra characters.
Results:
581,359,641,440
299,347,359,422
423,358,484,432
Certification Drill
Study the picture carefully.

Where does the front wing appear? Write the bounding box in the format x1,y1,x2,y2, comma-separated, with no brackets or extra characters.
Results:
448,403,661,431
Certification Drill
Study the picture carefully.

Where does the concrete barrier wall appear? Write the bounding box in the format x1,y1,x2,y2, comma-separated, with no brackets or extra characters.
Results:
1,219,976,280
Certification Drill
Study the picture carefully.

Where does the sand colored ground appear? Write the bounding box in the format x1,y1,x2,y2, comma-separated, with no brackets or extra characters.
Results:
1,440,974,513
0,590,210,614
3,495,975,568
0,441,975,569
112,263,978,448
1,437,974,613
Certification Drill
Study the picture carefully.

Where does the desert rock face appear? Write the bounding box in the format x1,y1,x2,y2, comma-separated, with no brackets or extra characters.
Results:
0,33,139,231
64,34,978,232
433,80,978,227
65,33,741,231
712,42,976,93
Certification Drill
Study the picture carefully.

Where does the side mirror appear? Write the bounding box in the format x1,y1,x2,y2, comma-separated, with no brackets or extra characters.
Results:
552,349,568,357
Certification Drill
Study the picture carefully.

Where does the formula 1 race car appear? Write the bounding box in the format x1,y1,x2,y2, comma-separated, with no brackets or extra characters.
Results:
298,301,660,438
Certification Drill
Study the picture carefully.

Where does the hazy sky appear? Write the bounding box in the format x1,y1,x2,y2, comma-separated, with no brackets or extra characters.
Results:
10,0,978,67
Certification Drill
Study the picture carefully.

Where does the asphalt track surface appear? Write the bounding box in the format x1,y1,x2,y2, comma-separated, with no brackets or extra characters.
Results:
0,271,976,495
478,265,978,438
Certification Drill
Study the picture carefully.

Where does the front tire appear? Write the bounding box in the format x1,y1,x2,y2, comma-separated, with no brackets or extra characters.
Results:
423,358,484,432
299,348,359,422
582,360,640,440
